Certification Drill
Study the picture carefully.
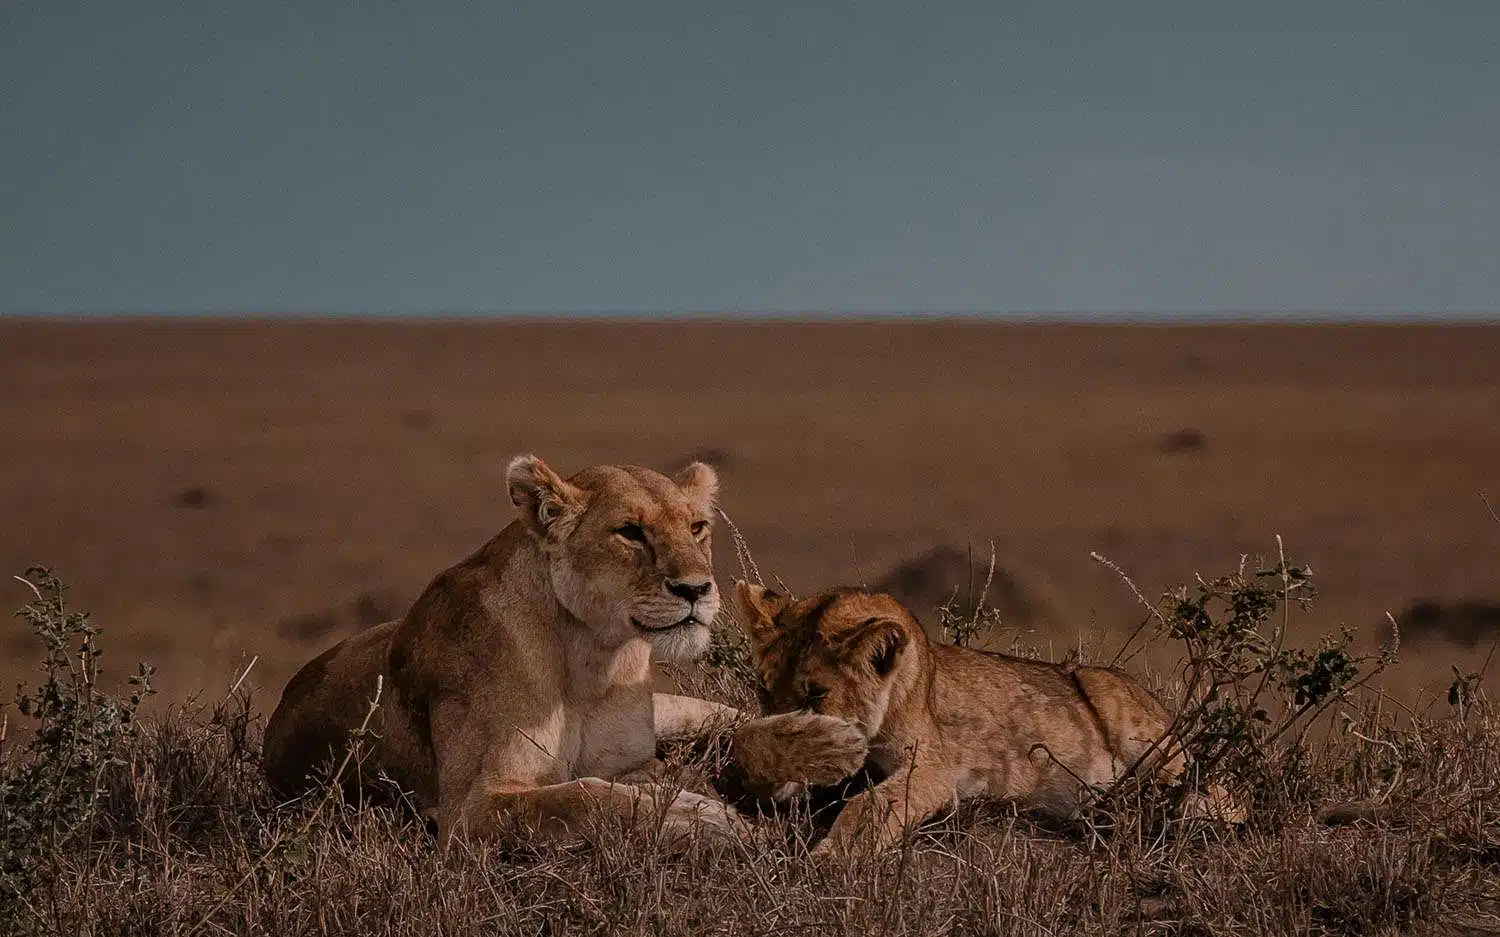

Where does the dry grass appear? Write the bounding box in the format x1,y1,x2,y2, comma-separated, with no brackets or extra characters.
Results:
7,566,1500,936
8,691,1500,936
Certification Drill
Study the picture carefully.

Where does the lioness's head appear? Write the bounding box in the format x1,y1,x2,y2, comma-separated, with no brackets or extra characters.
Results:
506,454,720,661
730,583,923,740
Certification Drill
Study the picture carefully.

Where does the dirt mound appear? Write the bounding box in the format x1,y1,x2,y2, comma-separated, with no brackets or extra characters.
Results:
871,546,1067,640
275,587,408,643
1396,599,1500,648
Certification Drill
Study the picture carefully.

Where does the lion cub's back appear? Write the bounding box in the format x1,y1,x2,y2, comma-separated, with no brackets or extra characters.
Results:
1066,663,1174,764
937,648,1173,765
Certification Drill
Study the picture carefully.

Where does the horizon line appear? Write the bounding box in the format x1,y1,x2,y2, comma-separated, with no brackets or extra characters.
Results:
3,309,1497,324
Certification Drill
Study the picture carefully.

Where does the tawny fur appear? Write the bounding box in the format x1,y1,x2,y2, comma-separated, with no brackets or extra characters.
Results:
723,708,872,805
263,457,862,848
730,582,1236,856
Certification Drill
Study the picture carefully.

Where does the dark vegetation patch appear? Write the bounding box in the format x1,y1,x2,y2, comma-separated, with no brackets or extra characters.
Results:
276,609,341,642
352,589,402,628
1160,427,1209,454
174,486,214,508
1180,353,1210,374
1397,598,1500,648
275,588,407,642
401,409,433,430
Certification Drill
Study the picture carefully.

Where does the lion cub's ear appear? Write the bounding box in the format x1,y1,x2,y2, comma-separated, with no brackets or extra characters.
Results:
839,619,909,678
673,461,719,515
730,579,787,647
506,454,587,540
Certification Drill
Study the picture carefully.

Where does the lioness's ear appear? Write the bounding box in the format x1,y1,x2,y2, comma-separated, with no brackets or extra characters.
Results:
730,579,786,647
673,461,719,515
841,619,909,678
506,454,586,540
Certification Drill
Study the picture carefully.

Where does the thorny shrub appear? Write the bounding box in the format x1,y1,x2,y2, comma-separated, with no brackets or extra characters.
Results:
1096,548,1401,830
0,567,154,926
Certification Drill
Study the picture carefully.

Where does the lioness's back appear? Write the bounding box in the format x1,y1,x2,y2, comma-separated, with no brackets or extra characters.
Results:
264,621,397,798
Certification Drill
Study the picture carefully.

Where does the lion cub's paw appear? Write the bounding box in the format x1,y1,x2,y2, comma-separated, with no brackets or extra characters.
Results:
731,711,870,792
1182,783,1247,825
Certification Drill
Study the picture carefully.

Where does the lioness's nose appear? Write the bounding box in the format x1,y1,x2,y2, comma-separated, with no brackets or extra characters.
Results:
666,577,714,602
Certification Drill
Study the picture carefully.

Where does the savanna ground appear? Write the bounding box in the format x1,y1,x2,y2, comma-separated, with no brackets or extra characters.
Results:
3,319,1500,934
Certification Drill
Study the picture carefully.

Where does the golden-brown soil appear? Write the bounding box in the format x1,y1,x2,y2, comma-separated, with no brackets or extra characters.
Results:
2,320,1497,708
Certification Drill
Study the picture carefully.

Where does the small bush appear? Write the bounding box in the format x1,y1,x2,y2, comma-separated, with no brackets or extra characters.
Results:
934,548,1046,658
0,567,154,927
1186,555,1393,823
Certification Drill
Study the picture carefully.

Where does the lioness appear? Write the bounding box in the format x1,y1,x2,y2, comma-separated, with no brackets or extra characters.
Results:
729,582,1232,856
263,456,866,847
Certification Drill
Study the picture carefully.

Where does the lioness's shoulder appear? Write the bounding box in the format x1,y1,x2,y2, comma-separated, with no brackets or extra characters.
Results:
386,532,526,690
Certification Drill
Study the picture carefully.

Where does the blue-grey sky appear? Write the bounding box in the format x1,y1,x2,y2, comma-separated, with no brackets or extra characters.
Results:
2,1,1497,315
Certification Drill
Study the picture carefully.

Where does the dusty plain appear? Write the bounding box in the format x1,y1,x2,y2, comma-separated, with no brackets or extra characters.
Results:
2,319,1497,710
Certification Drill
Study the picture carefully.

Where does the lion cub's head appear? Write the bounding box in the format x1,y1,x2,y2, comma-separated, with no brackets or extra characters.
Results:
730,583,923,739
506,454,720,661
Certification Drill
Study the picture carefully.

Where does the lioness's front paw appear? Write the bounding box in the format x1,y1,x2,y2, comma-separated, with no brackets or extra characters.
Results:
658,790,751,850
731,711,870,790
665,788,738,824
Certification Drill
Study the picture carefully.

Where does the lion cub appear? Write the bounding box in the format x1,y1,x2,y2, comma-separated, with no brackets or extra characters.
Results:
730,582,1231,855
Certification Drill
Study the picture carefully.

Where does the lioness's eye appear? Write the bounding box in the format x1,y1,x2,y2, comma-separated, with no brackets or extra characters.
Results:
614,524,648,544
690,520,709,537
